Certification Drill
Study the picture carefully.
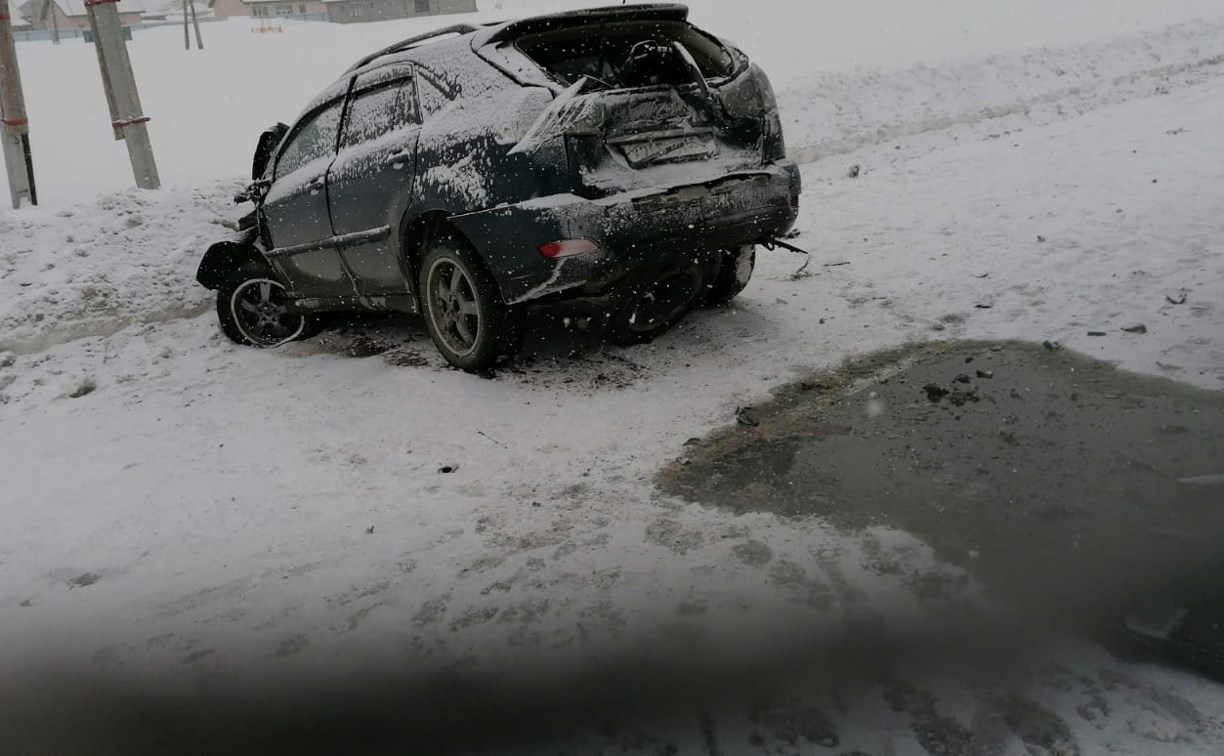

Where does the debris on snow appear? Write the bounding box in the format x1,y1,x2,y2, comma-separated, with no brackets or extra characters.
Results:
1122,324,1148,334
923,383,950,402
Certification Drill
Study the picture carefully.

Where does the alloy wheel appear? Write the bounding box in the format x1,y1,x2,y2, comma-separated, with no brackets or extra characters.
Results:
427,258,482,357
229,278,305,347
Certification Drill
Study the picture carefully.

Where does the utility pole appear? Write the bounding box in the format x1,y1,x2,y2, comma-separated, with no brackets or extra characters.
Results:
182,0,204,51
189,0,203,50
0,3,37,208
85,0,159,189
38,0,61,45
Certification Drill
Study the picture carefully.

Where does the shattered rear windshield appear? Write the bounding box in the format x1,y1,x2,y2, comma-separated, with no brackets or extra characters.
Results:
515,20,737,87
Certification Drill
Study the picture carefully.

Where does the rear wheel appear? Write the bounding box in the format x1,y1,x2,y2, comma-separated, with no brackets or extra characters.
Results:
699,244,756,307
607,264,705,346
216,262,311,347
419,236,519,372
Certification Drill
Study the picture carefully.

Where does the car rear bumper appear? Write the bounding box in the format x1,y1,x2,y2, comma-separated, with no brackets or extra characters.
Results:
452,161,801,305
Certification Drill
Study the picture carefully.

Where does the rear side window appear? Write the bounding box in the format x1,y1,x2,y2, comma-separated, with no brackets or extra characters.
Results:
276,102,343,178
340,77,418,149
416,72,453,119
516,20,736,86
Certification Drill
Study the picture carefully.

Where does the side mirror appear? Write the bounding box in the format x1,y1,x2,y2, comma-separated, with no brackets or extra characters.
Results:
252,122,290,180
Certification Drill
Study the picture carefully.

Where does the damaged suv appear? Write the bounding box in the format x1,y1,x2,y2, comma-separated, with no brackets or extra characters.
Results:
197,3,801,371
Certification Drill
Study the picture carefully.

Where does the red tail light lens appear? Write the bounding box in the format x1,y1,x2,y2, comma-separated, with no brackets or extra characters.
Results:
538,239,600,259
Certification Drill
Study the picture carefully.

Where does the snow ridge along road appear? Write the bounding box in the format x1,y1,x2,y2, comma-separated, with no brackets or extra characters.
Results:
781,18,1224,164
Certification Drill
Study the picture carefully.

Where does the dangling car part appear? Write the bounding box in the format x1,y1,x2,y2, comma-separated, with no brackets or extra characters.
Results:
195,3,801,372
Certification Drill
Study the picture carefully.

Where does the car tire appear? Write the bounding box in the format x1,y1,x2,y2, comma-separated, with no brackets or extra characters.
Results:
699,244,755,307
216,261,313,347
606,264,705,346
419,236,518,372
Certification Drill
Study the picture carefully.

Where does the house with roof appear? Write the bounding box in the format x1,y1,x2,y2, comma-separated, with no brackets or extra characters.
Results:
7,0,35,30
323,0,476,25
19,0,146,31
241,0,327,20
207,0,247,19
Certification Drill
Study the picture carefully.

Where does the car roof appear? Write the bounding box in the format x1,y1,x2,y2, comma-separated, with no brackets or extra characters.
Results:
298,4,692,117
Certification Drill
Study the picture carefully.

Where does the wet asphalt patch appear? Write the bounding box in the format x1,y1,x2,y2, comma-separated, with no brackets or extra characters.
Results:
660,340,1224,629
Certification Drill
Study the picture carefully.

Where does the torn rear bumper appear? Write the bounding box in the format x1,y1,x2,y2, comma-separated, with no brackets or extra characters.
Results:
451,161,801,305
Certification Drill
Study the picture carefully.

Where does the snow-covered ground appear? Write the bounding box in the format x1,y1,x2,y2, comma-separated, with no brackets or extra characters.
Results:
3,1,1224,752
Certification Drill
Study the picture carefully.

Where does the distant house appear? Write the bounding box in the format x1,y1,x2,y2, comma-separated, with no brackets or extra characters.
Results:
7,0,34,30
324,0,476,25
241,0,326,20
20,0,146,31
208,0,247,19
156,1,216,21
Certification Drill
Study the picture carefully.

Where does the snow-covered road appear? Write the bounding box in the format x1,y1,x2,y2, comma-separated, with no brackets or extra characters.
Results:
3,4,1224,753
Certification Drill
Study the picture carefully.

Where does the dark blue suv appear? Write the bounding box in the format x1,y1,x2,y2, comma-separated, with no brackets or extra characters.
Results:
197,3,800,371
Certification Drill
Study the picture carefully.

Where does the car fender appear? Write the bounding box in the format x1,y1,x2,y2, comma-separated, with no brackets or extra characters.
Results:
196,230,270,291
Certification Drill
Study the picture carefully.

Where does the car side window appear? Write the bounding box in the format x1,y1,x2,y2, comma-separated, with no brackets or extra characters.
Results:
275,101,343,179
339,77,418,150
416,72,453,119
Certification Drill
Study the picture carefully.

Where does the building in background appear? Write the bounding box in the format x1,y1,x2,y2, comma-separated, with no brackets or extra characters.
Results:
324,0,476,25
7,0,35,30
19,0,146,31
242,0,326,21
207,0,247,19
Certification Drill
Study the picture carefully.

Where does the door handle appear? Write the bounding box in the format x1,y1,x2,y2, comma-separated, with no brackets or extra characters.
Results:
385,151,413,170
307,180,325,195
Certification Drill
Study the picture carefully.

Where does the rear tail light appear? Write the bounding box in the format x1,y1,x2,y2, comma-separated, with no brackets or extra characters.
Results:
538,239,600,260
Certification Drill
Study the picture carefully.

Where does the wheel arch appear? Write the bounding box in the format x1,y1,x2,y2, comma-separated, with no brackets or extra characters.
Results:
400,209,468,292
196,234,271,291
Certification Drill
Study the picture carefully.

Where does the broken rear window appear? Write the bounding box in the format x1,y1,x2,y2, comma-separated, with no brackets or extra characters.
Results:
515,21,737,88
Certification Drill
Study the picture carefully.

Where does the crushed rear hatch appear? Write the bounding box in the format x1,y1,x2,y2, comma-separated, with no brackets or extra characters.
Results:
479,5,785,197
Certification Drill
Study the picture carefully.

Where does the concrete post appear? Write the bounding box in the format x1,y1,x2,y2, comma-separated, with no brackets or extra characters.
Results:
0,6,36,207
86,0,159,189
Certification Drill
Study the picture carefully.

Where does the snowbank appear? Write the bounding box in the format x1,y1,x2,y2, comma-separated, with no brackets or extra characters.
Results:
780,18,1224,163
0,183,235,353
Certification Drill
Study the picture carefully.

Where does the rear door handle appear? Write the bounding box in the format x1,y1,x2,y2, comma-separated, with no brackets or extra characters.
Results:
385,151,413,170
307,180,325,195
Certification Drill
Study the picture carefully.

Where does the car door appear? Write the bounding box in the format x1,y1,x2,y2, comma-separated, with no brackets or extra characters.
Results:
327,64,422,297
261,97,352,299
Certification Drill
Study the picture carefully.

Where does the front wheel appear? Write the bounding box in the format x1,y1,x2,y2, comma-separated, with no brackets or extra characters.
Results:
216,262,310,347
419,237,518,372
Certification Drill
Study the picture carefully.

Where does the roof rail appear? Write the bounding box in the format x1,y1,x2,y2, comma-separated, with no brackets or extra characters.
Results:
346,24,482,73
